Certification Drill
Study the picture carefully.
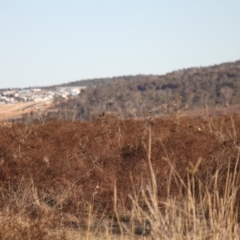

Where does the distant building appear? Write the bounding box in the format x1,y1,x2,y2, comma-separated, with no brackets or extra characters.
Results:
21,89,31,94
57,86,86,93
69,88,80,96
32,88,42,92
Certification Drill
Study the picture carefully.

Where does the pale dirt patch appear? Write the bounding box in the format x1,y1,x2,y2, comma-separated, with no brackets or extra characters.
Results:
0,100,53,121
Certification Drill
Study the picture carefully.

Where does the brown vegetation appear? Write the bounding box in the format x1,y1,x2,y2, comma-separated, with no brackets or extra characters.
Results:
0,112,240,239
49,60,240,121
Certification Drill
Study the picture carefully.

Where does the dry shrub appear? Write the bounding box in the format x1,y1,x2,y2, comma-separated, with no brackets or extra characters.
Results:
0,113,239,239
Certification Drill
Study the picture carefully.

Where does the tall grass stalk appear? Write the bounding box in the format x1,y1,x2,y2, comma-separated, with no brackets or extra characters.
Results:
123,127,240,239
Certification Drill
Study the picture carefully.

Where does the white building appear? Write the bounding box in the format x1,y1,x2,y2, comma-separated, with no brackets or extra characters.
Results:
32,88,42,92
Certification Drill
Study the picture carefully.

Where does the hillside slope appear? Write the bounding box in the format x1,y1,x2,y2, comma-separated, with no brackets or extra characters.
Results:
49,60,240,120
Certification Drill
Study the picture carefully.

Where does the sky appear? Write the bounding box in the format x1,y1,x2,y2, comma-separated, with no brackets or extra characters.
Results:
0,1,240,89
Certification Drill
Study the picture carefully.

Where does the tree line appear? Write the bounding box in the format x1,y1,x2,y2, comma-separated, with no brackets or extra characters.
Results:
43,60,240,121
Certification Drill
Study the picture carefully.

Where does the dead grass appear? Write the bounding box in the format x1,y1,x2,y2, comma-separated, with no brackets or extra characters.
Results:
0,113,239,239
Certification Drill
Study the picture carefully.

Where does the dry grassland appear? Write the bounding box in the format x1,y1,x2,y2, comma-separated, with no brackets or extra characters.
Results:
0,112,240,239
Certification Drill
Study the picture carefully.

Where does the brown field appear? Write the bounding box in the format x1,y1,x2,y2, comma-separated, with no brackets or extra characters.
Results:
0,100,53,121
0,112,240,239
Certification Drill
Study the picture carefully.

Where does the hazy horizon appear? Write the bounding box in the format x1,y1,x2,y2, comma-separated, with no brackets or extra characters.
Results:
1,1,240,88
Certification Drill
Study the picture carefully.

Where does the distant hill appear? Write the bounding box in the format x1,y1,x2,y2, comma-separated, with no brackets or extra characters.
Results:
47,60,240,120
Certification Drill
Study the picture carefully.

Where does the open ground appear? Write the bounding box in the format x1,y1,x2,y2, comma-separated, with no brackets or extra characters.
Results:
0,100,53,122
0,112,240,239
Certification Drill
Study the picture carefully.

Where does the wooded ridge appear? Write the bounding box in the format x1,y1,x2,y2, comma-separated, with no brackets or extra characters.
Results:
49,60,240,120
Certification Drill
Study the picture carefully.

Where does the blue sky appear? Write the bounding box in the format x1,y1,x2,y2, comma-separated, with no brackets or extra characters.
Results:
1,1,240,88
